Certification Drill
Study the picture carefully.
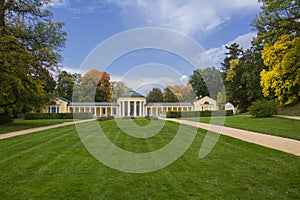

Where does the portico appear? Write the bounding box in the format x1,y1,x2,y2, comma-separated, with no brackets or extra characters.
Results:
117,91,146,117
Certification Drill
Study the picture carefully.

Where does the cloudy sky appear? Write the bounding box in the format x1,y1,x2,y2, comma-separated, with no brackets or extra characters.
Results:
49,0,260,93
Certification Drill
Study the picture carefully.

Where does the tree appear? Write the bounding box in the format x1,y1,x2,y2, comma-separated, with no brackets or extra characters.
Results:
146,87,163,102
163,87,178,102
111,82,132,101
220,43,244,102
221,43,243,73
261,34,300,105
189,69,209,98
201,67,224,99
0,1,66,123
79,69,111,102
57,71,77,101
224,47,265,112
253,0,299,46
167,84,195,102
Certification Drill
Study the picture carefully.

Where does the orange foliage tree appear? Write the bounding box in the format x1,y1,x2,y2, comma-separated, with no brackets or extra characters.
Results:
80,69,111,102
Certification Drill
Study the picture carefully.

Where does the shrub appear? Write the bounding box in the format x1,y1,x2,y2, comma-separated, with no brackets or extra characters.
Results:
145,115,158,120
25,113,93,120
248,100,278,118
166,111,181,118
166,110,233,118
97,116,114,121
0,113,13,125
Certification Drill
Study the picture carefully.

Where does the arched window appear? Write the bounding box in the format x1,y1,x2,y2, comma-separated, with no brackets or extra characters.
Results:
204,101,209,105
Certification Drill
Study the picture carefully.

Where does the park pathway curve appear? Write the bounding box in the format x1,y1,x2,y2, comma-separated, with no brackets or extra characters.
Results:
161,118,300,156
0,119,95,140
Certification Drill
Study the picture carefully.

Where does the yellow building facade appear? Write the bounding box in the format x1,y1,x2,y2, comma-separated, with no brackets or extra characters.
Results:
46,91,231,117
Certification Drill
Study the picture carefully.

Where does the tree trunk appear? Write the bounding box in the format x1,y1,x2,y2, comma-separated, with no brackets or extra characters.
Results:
0,0,5,35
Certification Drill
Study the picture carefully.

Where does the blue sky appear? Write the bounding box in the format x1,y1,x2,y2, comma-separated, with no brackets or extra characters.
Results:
49,0,261,93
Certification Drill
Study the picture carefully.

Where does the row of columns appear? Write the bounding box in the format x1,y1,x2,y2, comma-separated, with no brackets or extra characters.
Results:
68,106,116,117
68,105,193,117
147,106,193,116
118,100,146,117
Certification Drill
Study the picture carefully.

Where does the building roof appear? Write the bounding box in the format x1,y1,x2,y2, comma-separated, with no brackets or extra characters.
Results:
69,102,118,106
146,102,192,106
119,91,145,98
59,97,71,103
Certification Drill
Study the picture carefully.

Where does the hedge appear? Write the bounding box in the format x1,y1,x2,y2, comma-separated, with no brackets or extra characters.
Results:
166,110,234,118
97,116,114,121
25,112,93,120
145,115,158,120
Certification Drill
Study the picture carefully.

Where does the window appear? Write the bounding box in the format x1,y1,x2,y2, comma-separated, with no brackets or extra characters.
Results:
48,106,60,113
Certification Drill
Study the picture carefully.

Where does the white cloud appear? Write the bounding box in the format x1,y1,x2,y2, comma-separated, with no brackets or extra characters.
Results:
113,0,259,35
205,32,257,68
48,0,69,8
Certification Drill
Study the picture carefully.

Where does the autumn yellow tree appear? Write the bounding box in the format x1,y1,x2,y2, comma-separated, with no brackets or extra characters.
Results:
261,34,300,105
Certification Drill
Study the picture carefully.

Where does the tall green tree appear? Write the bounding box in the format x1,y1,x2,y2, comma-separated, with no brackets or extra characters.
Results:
0,0,66,122
163,87,178,102
57,70,78,101
220,43,243,102
253,0,299,46
201,67,224,100
225,48,264,112
221,43,243,73
146,87,163,102
189,69,209,98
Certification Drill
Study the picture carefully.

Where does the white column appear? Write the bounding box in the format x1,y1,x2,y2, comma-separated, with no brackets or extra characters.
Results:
150,107,153,115
156,107,158,116
176,107,178,111
110,106,113,116
143,101,145,116
122,101,125,116
166,107,169,112
171,107,173,111
68,106,70,113
84,107,86,113
100,107,102,116
127,101,130,116
139,101,142,116
105,107,108,116
134,101,137,117
94,107,97,116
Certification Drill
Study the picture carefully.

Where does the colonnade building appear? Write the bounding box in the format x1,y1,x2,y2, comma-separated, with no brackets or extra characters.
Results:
47,91,235,117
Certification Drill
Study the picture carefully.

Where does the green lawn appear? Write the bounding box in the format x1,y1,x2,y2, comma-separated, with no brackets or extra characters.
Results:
0,119,73,134
0,118,299,199
183,115,300,140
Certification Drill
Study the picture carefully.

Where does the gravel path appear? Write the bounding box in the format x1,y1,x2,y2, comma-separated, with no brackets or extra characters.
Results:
277,115,300,120
0,119,95,140
162,118,300,156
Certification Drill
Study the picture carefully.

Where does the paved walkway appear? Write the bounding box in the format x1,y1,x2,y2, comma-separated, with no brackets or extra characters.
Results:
162,118,300,156
0,119,95,140
277,115,300,120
